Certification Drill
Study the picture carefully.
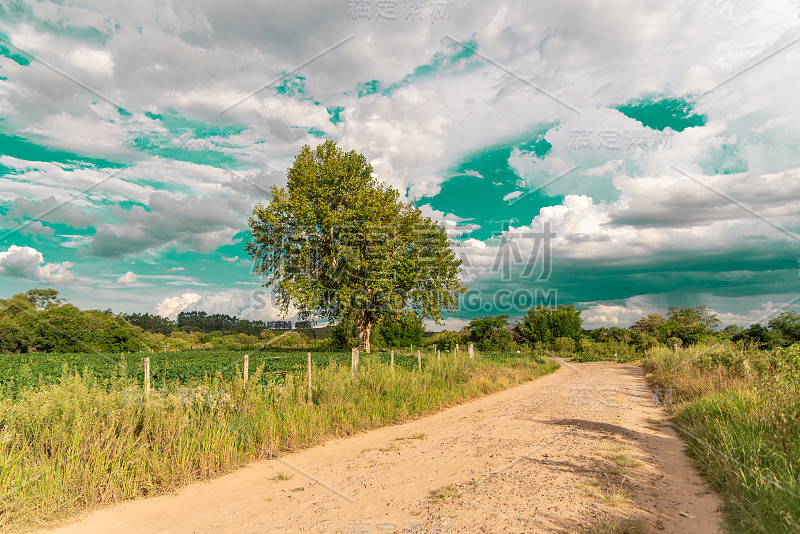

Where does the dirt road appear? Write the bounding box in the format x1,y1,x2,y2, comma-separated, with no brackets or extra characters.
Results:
48,360,722,533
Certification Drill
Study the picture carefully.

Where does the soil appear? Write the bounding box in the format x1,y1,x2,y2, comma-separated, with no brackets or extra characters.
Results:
46,359,722,533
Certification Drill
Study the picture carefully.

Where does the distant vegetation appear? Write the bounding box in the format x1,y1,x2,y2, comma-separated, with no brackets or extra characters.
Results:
3,289,798,357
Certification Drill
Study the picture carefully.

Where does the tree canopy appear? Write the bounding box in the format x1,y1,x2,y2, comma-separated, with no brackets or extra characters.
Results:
246,140,465,351
515,304,583,345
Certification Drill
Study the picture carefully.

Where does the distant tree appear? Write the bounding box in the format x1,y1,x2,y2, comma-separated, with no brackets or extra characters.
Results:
767,311,800,346
589,326,632,344
721,324,745,338
515,304,583,345
629,313,665,337
377,311,424,349
246,140,465,352
422,330,463,351
467,315,513,352
123,312,176,335
658,305,719,345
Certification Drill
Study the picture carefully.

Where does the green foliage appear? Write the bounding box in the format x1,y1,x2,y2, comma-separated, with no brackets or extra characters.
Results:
644,343,800,532
0,316,30,353
467,315,513,351
589,326,633,344
422,330,464,351
553,336,575,353
767,311,800,346
657,305,720,345
122,312,176,335
376,311,424,348
629,313,665,337
245,140,465,351
515,304,583,345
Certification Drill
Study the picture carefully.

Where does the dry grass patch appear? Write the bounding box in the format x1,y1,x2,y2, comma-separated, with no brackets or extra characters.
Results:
431,484,461,503
395,432,427,441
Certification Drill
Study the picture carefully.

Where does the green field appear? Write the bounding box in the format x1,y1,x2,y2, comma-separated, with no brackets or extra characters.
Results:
0,349,431,394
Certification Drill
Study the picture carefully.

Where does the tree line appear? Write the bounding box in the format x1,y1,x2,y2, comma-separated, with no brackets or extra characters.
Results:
2,289,797,354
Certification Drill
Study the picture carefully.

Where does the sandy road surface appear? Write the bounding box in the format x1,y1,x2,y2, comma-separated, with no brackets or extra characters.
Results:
48,360,722,533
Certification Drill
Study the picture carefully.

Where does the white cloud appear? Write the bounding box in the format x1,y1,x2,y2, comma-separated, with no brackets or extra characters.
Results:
155,292,202,319
0,245,85,285
154,289,296,321
115,271,139,286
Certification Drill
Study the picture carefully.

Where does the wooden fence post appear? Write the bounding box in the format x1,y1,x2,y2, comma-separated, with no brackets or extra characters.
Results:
351,348,359,377
455,343,458,355
417,350,421,371
468,343,474,359
307,352,312,402
243,354,249,384
390,349,395,373
437,349,441,362
143,357,150,403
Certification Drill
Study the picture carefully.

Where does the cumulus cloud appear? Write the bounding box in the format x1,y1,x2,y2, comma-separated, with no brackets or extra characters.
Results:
0,245,85,284
115,271,139,286
154,289,294,321
88,192,246,258
155,292,202,319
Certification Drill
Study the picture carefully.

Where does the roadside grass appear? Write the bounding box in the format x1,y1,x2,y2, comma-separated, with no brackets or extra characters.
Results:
0,351,557,531
579,478,630,507
644,342,800,533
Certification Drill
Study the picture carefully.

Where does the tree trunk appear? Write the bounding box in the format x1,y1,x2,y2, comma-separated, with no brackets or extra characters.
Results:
358,321,372,353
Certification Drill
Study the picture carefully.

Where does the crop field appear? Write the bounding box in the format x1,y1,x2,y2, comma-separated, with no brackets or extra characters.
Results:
0,349,433,394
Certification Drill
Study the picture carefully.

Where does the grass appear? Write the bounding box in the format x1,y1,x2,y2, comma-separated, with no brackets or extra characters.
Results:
643,342,800,533
273,471,293,481
582,517,647,534
580,478,630,507
431,484,461,503
0,350,557,531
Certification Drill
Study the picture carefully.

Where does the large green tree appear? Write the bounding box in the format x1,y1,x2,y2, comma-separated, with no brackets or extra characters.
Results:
467,315,513,351
246,141,465,352
515,304,583,345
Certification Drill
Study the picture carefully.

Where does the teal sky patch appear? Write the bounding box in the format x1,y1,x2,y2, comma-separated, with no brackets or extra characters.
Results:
122,109,248,169
0,132,124,169
0,31,31,66
354,39,479,99
417,128,554,240
327,106,344,125
615,95,706,132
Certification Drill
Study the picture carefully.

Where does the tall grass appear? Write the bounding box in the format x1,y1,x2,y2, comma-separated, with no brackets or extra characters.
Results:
643,342,800,533
0,351,556,531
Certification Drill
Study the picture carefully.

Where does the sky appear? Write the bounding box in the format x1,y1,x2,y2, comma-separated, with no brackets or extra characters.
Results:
1,0,799,330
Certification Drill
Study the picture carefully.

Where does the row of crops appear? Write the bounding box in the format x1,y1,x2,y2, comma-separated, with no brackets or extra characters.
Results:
0,349,431,394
